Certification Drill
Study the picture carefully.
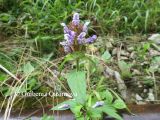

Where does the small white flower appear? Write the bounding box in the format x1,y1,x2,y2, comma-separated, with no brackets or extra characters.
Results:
58,104,70,109
92,101,104,108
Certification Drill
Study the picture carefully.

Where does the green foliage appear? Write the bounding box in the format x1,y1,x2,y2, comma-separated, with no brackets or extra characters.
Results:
59,52,96,71
149,56,160,73
52,88,127,120
101,50,111,62
1,0,160,39
118,60,132,78
66,70,86,104
23,62,35,76
52,51,127,119
136,42,151,60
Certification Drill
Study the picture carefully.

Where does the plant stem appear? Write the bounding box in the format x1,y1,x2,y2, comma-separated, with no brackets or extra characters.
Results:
76,58,79,71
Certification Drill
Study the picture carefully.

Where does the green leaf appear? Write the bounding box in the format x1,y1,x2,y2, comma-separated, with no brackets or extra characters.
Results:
105,90,113,104
70,105,83,118
102,105,123,120
102,51,111,62
0,74,7,81
23,62,34,75
66,70,86,104
4,86,26,96
113,99,127,109
27,78,37,91
88,108,102,119
118,60,131,78
0,13,11,22
59,52,85,71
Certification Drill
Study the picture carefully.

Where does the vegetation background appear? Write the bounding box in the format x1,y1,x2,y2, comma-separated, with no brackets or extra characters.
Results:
0,0,160,117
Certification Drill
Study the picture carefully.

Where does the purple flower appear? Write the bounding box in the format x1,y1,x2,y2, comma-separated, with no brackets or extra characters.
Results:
86,35,97,44
72,13,80,26
64,45,71,53
83,21,90,33
92,101,104,108
61,23,70,34
64,31,76,45
60,12,97,53
60,41,71,53
77,32,86,44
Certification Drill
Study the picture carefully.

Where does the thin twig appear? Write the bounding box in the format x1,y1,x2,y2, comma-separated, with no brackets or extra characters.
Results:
0,64,19,81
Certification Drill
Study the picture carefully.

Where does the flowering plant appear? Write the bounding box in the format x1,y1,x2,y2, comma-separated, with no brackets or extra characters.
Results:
52,13,127,120
60,13,97,53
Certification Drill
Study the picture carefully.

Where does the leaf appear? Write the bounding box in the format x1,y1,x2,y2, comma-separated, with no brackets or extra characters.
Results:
0,74,7,81
102,105,123,120
88,108,102,119
4,86,26,96
118,60,131,78
113,99,127,109
66,70,86,104
0,13,11,22
105,90,113,104
27,78,37,91
102,51,111,62
149,56,160,72
59,52,85,71
23,62,34,75
70,105,83,118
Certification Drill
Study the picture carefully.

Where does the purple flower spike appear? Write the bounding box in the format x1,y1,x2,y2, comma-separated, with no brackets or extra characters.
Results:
86,35,97,44
60,12,97,53
83,21,90,33
72,13,80,26
77,32,86,44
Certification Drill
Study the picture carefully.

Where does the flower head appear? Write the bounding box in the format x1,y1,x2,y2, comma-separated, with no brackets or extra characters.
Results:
60,12,97,53
72,13,80,26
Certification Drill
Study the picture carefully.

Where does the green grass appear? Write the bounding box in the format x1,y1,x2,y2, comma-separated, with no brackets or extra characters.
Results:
0,0,160,55
0,0,160,113
1,0,160,37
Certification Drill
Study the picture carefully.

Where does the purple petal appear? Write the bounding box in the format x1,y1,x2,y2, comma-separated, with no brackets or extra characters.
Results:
86,35,97,44
77,32,86,44
60,42,71,53
64,26,69,34
64,30,75,44
64,45,71,53
64,34,72,45
68,30,76,38
60,23,70,34
72,13,80,25
83,21,90,33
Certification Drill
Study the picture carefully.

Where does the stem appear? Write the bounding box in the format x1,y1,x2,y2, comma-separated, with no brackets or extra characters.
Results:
87,60,91,90
76,58,79,71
